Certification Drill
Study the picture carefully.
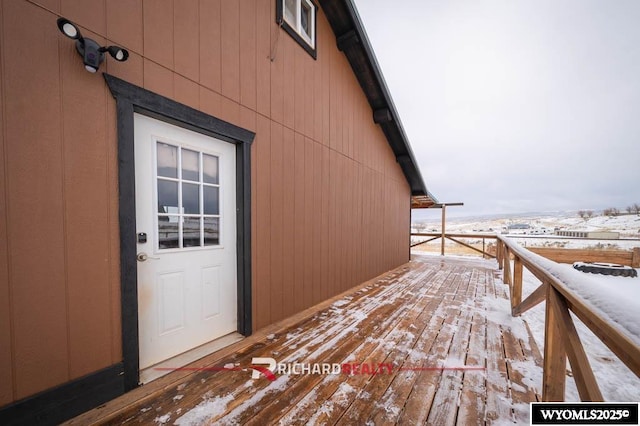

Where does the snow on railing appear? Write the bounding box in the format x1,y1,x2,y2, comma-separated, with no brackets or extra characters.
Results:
496,235,640,402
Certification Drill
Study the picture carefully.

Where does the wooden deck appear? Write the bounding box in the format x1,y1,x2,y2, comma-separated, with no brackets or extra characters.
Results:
68,255,543,425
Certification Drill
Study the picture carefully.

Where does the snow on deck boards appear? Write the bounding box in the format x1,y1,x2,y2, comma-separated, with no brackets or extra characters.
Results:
68,255,542,425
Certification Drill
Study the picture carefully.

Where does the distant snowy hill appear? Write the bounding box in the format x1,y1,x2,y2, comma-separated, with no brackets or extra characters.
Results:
413,211,640,239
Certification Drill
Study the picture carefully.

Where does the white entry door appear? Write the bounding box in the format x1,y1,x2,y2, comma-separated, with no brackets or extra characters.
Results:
134,113,237,369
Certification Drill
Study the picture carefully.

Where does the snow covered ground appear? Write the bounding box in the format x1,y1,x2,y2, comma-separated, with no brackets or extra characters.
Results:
413,211,640,242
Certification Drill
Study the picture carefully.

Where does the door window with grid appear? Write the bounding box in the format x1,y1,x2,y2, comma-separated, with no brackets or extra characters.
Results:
156,141,220,249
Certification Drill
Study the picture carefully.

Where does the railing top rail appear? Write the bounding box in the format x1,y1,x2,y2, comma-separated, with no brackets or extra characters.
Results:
497,235,640,376
411,232,498,239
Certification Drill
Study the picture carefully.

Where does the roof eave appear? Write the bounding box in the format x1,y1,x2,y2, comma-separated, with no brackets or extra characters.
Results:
318,0,436,205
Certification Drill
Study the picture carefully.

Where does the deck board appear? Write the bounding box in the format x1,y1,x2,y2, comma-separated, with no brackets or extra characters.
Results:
66,255,542,426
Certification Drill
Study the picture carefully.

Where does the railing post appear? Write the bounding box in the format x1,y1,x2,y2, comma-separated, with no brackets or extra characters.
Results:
503,246,512,286
543,285,567,401
497,240,503,270
512,256,523,312
632,247,640,268
548,286,603,401
440,205,446,256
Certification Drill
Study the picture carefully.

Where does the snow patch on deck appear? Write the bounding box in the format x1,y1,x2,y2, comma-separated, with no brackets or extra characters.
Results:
154,413,171,424
216,376,291,425
307,382,358,426
173,394,234,425
482,295,531,342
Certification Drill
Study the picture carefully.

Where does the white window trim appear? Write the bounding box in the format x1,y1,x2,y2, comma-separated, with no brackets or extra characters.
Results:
282,0,316,50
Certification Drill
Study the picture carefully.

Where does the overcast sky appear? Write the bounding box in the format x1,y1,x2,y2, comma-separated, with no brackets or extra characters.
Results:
353,0,640,218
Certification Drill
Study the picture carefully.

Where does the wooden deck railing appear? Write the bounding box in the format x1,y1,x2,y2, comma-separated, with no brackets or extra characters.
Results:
411,232,497,258
496,235,640,401
411,232,640,266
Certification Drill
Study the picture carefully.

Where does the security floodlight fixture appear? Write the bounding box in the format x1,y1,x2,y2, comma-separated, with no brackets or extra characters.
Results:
56,17,129,73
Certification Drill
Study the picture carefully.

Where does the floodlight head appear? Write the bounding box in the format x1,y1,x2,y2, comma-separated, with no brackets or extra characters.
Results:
105,45,129,62
56,17,129,73
57,17,82,40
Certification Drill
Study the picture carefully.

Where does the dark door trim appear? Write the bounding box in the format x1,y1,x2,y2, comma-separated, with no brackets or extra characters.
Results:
104,74,254,391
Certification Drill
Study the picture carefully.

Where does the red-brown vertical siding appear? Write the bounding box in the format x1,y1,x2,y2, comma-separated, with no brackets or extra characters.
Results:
269,122,284,322
4,1,68,400
0,0,414,405
106,0,144,55
240,0,258,111
61,43,112,380
174,0,199,82
293,132,306,315
220,0,240,102
199,0,222,92
303,136,315,307
254,114,272,329
0,0,12,407
281,128,296,318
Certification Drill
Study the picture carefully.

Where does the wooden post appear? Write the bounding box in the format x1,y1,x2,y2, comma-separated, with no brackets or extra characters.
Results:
543,285,567,401
503,246,512,286
497,240,503,270
512,256,523,311
548,287,603,401
441,204,446,256
632,247,640,268
434,202,462,257
482,238,486,259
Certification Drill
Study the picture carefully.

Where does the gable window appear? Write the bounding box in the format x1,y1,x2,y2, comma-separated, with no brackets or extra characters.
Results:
278,0,317,58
